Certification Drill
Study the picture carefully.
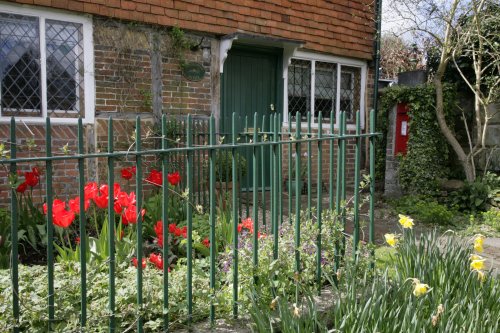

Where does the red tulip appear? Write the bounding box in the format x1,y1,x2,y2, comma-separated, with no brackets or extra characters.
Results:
121,205,145,225
84,182,98,200
117,191,136,208
154,221,164,247
69,196,90,214
43,199,75,228
114,200,123,214
16,182,28,193
43,199,66,215
121,166,136,180
146,169,162,187
202,238,210,248
93,194,108,209
149,253,163,270
168,223,177,234
53,209,75,228
167,171,181,186
132,257,146,269
31,166,41,177
97,184,120,198
24,171,39,187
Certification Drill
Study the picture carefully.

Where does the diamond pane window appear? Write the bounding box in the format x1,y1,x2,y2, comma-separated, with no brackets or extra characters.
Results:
0,6,92,122
0,13,41,116
340,66,361,123
287,58,310,121
46,20,84,117
314,61,336,120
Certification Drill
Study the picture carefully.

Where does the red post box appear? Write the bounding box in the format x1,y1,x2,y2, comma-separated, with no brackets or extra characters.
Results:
394,103,409,156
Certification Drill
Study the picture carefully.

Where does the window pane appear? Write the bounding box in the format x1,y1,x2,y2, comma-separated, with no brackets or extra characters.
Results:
314,61,336,120
340,66,361,123
0,13,41,116
46,19,84,117
288,59,310,121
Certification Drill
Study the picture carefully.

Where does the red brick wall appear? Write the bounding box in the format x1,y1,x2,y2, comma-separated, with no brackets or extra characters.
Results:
12,0,375,60
92,19,212,116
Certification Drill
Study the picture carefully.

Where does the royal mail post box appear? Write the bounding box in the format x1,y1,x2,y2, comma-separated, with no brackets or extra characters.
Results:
394,103,409,156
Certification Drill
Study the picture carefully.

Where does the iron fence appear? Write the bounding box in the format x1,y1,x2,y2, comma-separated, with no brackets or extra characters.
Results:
2,110,378,332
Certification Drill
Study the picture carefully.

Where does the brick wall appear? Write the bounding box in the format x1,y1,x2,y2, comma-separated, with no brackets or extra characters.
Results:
93,18,213,117
11,0,375,60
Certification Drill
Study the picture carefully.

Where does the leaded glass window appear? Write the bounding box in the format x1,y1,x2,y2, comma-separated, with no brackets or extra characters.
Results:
0,8,88,120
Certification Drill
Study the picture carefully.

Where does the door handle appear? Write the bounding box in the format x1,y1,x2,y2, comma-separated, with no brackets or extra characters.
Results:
270,103,275,112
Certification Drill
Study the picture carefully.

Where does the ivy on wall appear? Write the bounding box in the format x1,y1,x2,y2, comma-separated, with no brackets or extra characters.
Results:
377,84,458,194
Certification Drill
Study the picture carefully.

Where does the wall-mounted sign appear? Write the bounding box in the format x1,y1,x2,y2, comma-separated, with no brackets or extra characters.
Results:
182,62,205,81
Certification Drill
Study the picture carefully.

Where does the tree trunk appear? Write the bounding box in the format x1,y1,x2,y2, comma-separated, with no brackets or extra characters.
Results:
433,0,476,182
434,77,475,182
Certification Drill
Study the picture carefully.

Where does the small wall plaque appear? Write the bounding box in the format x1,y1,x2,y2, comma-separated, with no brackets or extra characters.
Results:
182,62,205,81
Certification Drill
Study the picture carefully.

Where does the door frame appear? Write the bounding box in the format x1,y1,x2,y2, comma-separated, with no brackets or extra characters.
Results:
220,44,284,132
220,44,284,191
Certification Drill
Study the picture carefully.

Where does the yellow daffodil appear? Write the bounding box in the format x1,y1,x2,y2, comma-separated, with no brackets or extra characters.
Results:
384,233,398,247
413,281,430,297
476,270,486,283
407,278,430,297
473,234,485,253
470,259,486,271
470,254,483,261
398,214,414,229
269,296,279,310
292,303,301,318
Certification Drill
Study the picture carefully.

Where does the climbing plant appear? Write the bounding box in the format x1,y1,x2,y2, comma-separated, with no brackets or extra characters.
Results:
378,84,458,194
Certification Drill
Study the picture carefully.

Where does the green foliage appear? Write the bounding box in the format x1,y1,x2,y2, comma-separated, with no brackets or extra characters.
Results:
215,150,248,183
16,191,47,253
377,84,457,193
249,230,500,333
220,210,343,311
328,231,499,333
481,209,500,232
451,172,500,213
0,260,213,331
0,208,10,269
390,195,456,225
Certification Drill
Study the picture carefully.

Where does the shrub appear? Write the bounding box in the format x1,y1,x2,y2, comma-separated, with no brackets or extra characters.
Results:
482,209,500,232
390,196,456,225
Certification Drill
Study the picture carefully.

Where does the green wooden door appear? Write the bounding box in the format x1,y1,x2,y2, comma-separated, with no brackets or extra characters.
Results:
221,46,282,190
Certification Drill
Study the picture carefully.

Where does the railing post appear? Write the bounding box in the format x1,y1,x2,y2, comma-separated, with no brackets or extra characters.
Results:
272,114,279,260
186,115,194,324
261,115,266,227
135,116,144,333
45,117,55,331
307,112,312,219
316,112,323,294
231,112,238,318
294,115,302,304
209,116,216,324
77,118,87,329
161,115,170,330
353,111,361,259
107,118,116,332
9,118,19,333
369,109,376,268
334,112,344,273
252,113,259,282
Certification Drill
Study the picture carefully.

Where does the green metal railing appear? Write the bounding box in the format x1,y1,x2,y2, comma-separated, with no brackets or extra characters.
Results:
3,110,379,332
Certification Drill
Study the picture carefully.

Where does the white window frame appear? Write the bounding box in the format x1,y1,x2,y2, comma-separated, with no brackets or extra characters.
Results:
0,2,94,124
284,50,366,130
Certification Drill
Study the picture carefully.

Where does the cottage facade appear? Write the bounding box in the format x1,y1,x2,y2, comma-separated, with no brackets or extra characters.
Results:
0,0,375,202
